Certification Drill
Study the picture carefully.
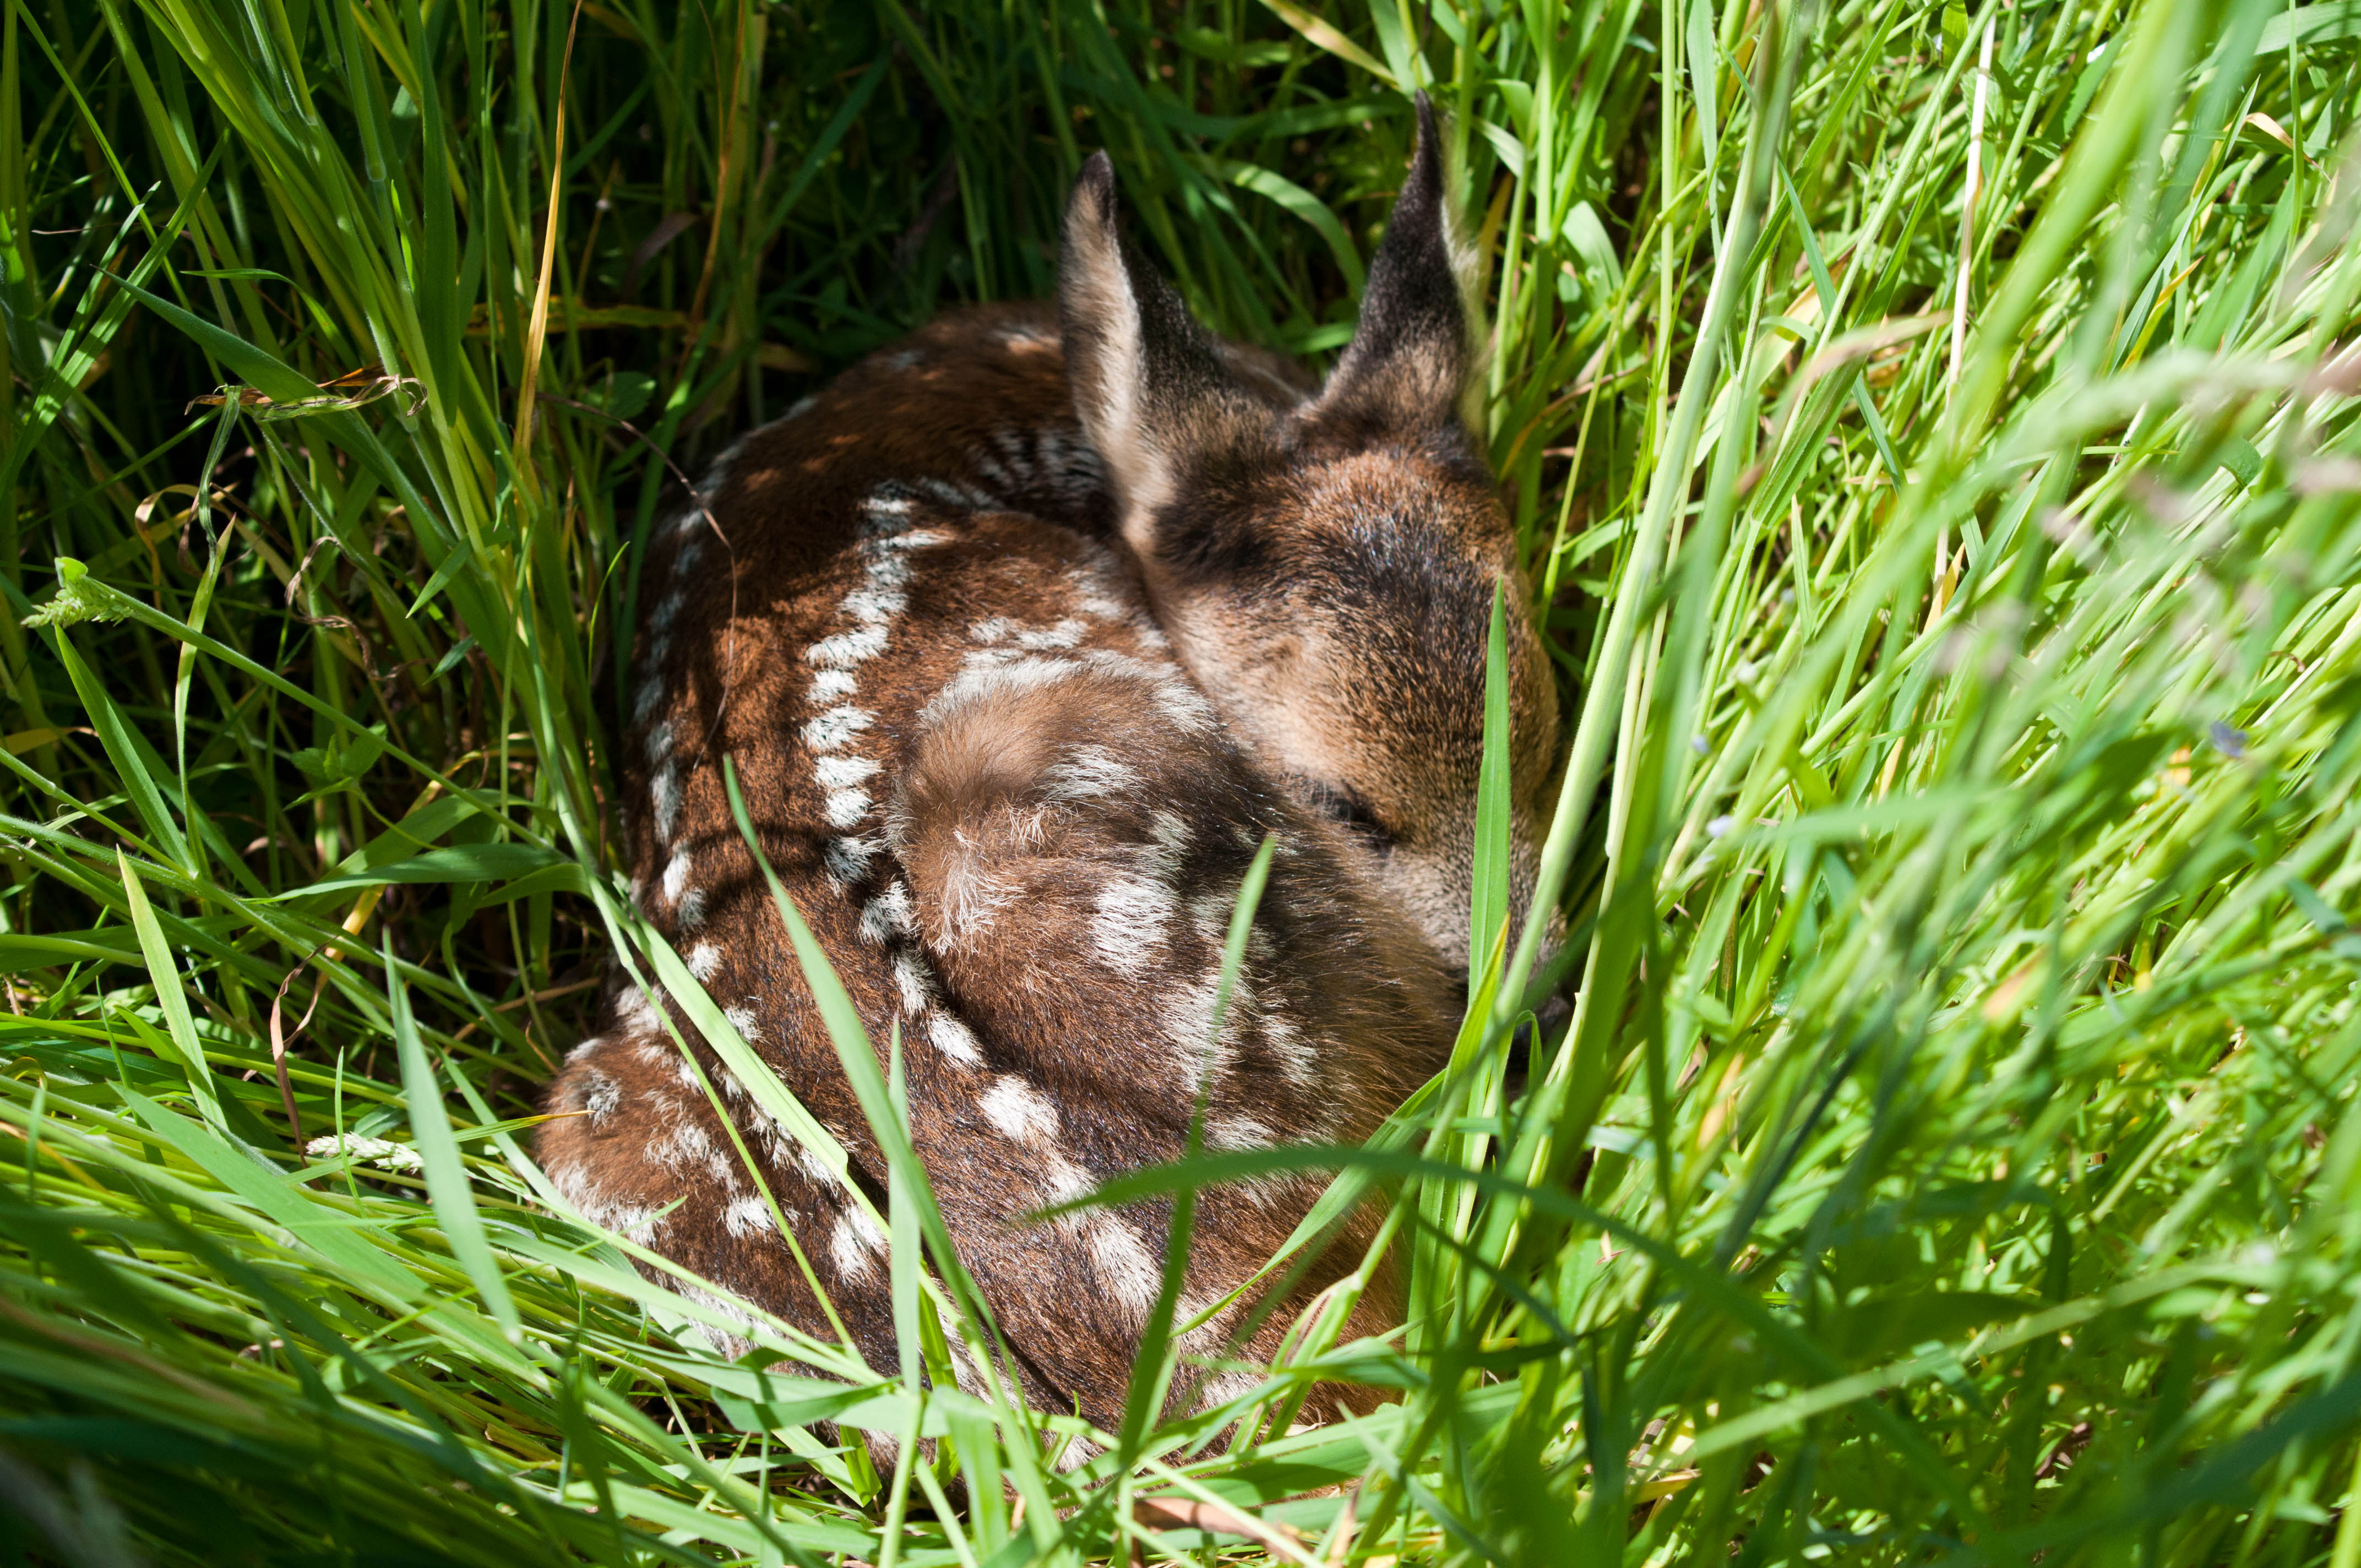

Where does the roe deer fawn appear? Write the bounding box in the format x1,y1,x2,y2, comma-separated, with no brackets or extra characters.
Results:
538,97,1561,1447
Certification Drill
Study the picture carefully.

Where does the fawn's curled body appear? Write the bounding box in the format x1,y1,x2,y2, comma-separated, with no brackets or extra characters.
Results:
538,99,1561,1443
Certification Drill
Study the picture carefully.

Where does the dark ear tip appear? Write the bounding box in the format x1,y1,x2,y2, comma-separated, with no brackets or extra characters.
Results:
1074,151,1117,213
1407,93,1442,192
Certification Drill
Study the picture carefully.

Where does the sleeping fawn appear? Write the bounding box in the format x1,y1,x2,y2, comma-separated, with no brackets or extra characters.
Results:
538,98,1561,1447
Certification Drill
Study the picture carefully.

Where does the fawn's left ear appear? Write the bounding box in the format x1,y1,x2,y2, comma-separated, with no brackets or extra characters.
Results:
1315,93,1476,439
1059,153,1266,554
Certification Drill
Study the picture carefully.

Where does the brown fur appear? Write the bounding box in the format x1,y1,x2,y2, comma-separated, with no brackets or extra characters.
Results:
1058,100,1560,965
538,102,1557,1447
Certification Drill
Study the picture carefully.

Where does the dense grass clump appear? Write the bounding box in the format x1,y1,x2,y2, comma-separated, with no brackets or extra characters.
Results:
1,0,2358,1561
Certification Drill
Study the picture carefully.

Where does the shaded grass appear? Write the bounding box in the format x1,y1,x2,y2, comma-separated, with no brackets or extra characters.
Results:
0,0,2358,1561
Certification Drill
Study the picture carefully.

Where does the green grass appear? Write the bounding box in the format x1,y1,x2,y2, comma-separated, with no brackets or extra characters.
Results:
1,0,2358,1560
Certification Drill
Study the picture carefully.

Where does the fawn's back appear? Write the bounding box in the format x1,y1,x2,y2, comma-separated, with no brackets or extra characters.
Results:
538,100,1559,1440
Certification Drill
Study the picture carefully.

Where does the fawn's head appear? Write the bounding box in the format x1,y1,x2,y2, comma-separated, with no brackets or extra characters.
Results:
1058,96,1560,977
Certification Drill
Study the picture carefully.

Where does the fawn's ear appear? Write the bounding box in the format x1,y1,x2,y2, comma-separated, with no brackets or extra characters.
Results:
1059,154,1264,552
1315,94,1475,438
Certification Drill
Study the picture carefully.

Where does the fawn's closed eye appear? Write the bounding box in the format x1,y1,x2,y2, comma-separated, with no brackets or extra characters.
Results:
1306,780,1394,850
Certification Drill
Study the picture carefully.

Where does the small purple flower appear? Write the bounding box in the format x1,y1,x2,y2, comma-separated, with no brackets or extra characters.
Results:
2209,722,2248,759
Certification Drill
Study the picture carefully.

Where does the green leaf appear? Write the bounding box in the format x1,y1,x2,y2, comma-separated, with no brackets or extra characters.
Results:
1561,202,1625,298
281,842,569,899
1216,160,1365,296
585,370,656,423
115,850,221,1130
61,631,191,871
2257,0,2361,51
1468,583,1513,987
389,935,522,1342
113,1084,420,1305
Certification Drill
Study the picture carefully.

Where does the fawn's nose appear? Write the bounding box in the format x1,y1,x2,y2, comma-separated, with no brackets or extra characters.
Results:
1501,989,1574,1103
1530,989,1574,1046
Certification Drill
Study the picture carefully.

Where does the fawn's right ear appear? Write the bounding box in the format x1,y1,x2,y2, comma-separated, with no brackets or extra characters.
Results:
1313,93,1475,440
1059,154,1264,555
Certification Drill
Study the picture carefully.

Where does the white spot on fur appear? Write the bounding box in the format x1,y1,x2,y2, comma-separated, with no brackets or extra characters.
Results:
860,880,916,945
687,942,722,981
662,847,693,905
864,527,950,554
724,1196,776,1238
1163,972,1234,1088
632,675,666,725
823,835,879,889
648,590,687,634
1187,891,1237,947
1197,1369,1266,1409
980,1076,1058,1144
862,549,916,590
694,434,749,502
581,1069,619,1124
1262,1012,1314,1086
824,788,872,830
617,986,663,1035
584,1197,668,1244
803,706,874,752
808,623,889,668
1086,1213,1161,1320
831,1208,886,1281
892,950,934,1015
815,754,881,792
1206,1116,1277,1150
808,668,858,704
970,617,1014,645
1067,566,1134,624
1041,1153,1094,1209
1092,874,1175,977
652,761,683,841
552,1161,667,1244
928,1011,983,1065
644,718,674,766
924,655,1085,725
1016,618,1088,651
842,586,906,625
678,888,708,929
564,1033,607,1066
723,1004,763,1043
1045,745,1138,801
651,1115,716,1171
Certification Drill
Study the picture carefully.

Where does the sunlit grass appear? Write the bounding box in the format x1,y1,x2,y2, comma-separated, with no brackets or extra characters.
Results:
1,0,2358,1561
